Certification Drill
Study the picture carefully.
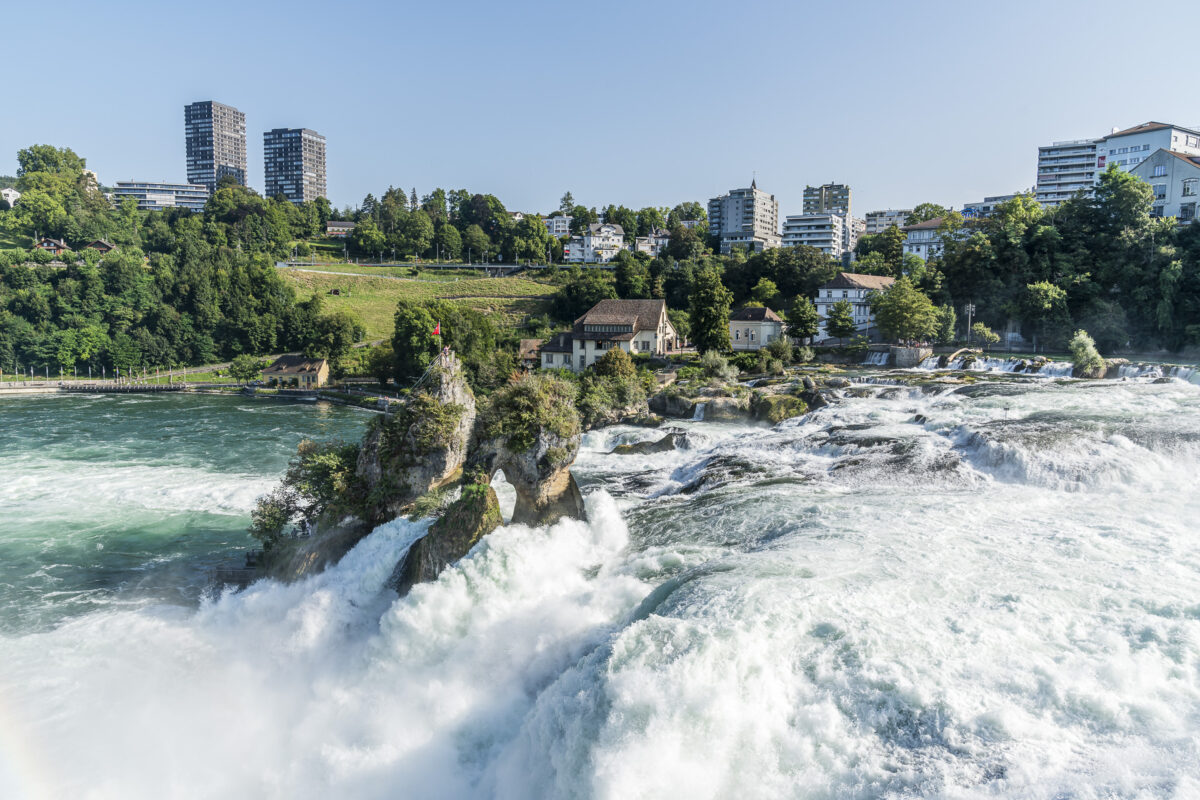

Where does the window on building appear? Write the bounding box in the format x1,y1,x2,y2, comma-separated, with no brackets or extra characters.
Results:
1181,203,1196,222
1153,184,1168,200
1151,205,1164,218
1153,165,1167,177
1183,180,1197,197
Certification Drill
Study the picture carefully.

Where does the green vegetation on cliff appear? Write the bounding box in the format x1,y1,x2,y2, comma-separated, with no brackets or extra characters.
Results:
477,373,580,452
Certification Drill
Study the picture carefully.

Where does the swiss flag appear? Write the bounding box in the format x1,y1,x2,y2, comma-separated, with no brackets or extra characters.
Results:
433,322,441,336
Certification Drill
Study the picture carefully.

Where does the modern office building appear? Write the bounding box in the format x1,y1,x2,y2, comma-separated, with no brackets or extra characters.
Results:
864,209,911,234
184,100,247,193
263,128,327,203
962,194,1022,219
707,179,781,253
803,183,852,216
112,181,209,212
1131,149,1200,223
1035,138,1099,207
782,213,847,258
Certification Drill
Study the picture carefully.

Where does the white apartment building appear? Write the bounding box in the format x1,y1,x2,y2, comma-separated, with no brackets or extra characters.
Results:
0,187,20,208
708,179,781,253
544,215,572,237
563,222,625,264
864,209,911,234
539,299,678,372
1097,122,1200,175
1131,149,1200,223
815,272,895,342
901,217,945,261
680,219,705,230
1035,138,1099,207
729,307,786,351
634,227,671,256
783,213,847,258
844,216,866,256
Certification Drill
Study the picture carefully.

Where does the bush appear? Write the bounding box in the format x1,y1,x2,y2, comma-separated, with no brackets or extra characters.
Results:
477,373,581,452
765,336,792,363
794,345,814,363
699,350,738,381
1069,329,1104,375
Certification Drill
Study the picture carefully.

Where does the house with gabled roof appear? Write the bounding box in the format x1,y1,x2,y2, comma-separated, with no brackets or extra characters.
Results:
1131,149,1200,224
34,237,70,256
86,239,116,253
542,299,677,372
263,355,330,389
729,306,786,351
815,272,895,342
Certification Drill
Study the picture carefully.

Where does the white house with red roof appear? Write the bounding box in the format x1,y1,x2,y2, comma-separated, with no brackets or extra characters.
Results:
540,299,677,372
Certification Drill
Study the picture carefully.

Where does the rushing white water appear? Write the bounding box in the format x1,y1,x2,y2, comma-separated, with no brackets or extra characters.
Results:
3,384,1200,798
915,354,1077,377
862,351,891,367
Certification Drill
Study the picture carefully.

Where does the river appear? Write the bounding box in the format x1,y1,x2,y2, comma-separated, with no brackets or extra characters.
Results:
1,378,1198,799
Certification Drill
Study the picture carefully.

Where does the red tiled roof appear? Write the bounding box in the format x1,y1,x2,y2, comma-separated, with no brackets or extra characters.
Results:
901,217,943,231
821,272,896,291
730,306,784,323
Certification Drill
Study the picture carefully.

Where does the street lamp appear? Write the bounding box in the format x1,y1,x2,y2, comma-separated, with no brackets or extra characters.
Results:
964,303,975,346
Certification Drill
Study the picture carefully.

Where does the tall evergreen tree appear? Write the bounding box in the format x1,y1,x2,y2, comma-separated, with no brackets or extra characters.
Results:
689,265,733,353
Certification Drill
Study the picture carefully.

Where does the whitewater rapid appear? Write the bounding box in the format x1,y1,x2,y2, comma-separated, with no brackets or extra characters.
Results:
3,382,1200,798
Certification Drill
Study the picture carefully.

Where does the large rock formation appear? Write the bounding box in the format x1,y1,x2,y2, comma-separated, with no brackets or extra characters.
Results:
355,353,476,525
469,373,586,526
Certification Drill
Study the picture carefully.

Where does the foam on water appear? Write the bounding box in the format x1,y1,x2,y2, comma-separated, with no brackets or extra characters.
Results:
3,385,1200,798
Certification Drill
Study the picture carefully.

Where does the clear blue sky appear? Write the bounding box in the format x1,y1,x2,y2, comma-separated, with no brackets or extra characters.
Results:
3,0,1195,219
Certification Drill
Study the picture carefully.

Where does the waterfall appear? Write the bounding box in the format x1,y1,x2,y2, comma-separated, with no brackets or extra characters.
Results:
1168,365,1200,384
1036,361,1074,377
862,351,890,367
692,402,707,421
1118,363,1163,380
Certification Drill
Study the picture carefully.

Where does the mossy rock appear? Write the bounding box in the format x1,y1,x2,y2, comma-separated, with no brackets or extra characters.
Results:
393,483,502,595
752,393,808,424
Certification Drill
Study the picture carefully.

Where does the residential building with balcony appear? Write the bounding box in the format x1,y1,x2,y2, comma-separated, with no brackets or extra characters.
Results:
264,128,327,204
803,183,852,216
112,181,209,212
634,228,671,257
326,220,356,237
1131,149,1200,223
543,215,572,237
814,272,895,342
708,179,781,253
184,100,247,193
1036,138,1098,207
864,209,911,234
782,213,847,259
901,217,946,261
564,223,625,264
